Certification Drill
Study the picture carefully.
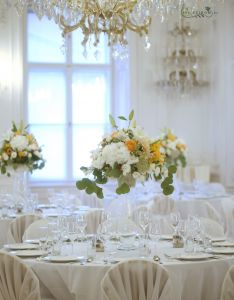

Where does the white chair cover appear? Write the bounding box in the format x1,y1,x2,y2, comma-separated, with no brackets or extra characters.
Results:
175,200,221,223
7,215,42,243
85,209,104,234
0,251,41,300
148,196,175,215
98,218,143,235
151,216,174,235
221,265,234,300
200,217,225,238
101,259,173,300
22,219,50,241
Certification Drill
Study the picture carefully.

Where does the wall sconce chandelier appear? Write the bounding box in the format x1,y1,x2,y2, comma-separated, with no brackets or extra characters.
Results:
8,0,222,55
156,20,209,96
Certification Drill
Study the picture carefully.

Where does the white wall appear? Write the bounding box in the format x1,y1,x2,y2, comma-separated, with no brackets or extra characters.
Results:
129,1,234,189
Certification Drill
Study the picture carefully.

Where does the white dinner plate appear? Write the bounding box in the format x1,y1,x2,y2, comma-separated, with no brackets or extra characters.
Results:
11,250,48,257
4,243,39,250
210,248,234,255
37,204,57,209
160,235,173,241
24,239,40,244
211,237,226,242
176,253,214,261
212,241,234,247
43,256,82,263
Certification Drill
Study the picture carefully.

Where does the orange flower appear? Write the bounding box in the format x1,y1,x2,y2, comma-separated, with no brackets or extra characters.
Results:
5,147,12,156
150,150,165,164
167,132,176,142
125,140,137,152
18,151,27,158
150,141,162,152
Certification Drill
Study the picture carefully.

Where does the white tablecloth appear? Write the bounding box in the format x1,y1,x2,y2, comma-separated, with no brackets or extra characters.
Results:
24,241,234,300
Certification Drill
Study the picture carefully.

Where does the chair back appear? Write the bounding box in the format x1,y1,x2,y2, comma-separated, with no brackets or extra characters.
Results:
86,210,104,234
200,217,225,238
221,265,234,300
101,259,172,300
148,196,175,215
22,219,50,241
7,214,42,243
0,251,41,300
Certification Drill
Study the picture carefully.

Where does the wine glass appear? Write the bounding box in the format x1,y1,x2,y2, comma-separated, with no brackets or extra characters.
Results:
170,212,181,231
77,213,87,241
138,209,150,241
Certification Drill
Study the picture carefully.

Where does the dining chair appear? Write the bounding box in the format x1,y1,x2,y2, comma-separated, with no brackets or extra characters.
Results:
221,265,234,300
7,214,42,243
22,219,50,241
85,209,104,234
200,217,225,238
0,251,41,300
101,259,173,300
175,200,221,224
147,196,175,215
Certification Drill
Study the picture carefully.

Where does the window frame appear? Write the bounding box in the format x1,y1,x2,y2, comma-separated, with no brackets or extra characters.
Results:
23,12,116,187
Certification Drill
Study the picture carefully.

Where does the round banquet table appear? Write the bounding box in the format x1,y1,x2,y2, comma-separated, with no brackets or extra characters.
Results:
21,240,234,300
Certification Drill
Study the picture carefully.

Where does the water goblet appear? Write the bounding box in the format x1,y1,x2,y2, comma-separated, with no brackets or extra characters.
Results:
138,209,150,242
77,213,87,241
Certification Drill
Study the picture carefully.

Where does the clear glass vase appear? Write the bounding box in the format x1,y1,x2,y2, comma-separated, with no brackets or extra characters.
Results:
12,168,29,213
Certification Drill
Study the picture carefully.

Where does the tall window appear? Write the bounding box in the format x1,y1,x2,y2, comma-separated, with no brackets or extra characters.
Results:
25,13,113,184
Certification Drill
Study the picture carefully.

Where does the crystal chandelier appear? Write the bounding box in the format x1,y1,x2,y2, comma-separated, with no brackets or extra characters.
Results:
8,0,222,54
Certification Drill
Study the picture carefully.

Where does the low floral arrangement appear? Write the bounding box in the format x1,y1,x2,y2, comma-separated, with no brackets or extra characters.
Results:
159,128,187,168
76,111,176,199
0,121,45,176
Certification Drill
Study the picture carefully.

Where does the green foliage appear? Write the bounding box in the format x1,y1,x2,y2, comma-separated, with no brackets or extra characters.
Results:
118,116,127,121
128,110,134,121
116,183,130,195
109,114,117,129
76,178,104,199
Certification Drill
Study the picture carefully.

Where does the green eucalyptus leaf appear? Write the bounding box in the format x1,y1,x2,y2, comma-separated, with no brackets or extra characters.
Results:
118,116,127,121
168,165,177,174
163,185,174,196
109,114,117,128
116,183,130,195
76,180,87,190
128,110,134,121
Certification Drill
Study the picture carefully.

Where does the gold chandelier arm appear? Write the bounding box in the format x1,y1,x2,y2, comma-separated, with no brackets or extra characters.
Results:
60,14,88,36
126,16,152,35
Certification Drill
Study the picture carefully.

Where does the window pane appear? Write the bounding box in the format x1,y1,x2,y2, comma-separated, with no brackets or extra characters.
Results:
30,125,66,180
72,70,110,124
27,13,65,63
28,69,66,124
72,29,110,64
73,125,104,178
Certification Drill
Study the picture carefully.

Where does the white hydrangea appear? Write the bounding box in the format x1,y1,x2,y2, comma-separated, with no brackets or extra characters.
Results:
2,153,9,161
101,142,135,167
122,163,131,176
10,135,28,151
154,166,161,177
28,143,38,151
11,152,17,159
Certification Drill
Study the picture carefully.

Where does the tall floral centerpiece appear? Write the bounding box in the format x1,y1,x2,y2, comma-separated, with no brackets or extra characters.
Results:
76,111,177,199
159,128,187,168
0,121,45,208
